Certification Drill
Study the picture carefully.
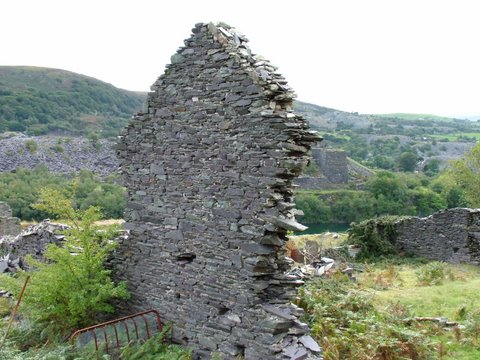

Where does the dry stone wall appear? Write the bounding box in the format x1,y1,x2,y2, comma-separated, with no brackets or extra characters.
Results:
114,22,322,359
393,208,480,264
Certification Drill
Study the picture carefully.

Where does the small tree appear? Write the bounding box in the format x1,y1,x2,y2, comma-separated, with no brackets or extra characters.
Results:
24,140,38,154
0,188,129,336
397,151,418,172
449,143,480,207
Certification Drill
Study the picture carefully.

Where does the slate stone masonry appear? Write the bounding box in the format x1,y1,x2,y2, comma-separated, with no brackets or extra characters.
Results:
393,208,480,264
113,23,322,359
311,148,348,184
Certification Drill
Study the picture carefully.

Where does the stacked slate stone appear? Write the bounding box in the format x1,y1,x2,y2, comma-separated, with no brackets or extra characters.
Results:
393,208,480,264
114,22,322,359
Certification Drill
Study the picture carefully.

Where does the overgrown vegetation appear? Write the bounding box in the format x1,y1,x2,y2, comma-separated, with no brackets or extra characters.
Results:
120,324,192,360
0,166,125,220
0,191,192,359
296,170,459,224
347,216,402,260
0,66,145,137
0,188,129,337
296,260,480,360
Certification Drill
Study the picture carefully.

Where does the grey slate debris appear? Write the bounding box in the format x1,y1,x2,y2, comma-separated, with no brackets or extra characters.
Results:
0,220,68,269
0,134,118,176
112,22,322,359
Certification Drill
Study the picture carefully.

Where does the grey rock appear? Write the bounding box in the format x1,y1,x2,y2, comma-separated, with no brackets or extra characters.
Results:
299,335,321,353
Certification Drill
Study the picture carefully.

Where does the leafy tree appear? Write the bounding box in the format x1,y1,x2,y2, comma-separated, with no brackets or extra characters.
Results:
446,187,468,208
295,192,332,223
448,143,480,207
0,188,129,336
372,155,395,170
397,151,418,172
423,159,440,177
0,167,125,220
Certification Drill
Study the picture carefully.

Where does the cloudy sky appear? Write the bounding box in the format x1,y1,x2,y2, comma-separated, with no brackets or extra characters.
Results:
2,0,479,117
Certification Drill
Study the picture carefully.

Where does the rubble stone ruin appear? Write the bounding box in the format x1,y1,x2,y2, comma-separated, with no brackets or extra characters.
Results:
114,22,322,359
393,208,480,264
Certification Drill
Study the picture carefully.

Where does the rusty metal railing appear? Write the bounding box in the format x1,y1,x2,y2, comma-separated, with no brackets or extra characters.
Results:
70,309,162,355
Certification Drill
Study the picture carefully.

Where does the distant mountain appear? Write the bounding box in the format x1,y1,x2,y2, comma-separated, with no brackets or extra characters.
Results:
0,66,146,137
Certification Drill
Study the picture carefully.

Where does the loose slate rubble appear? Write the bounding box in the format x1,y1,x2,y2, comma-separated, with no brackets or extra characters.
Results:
0,254,20,273
113,22,322,359
0,220,68,269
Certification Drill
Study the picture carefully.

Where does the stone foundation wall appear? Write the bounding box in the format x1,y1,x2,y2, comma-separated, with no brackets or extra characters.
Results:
393,208,480,264
113,23,321,359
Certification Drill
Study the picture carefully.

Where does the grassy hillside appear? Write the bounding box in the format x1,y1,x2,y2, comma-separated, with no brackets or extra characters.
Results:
375,113,455,122
0,66,146,137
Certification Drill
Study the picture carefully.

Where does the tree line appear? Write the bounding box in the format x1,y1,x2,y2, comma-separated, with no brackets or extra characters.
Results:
296,143,480,224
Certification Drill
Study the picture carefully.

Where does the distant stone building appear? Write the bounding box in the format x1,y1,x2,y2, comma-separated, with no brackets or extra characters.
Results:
114,23,321,359
311,148,348,184
294,148,348,190
0,202,21,237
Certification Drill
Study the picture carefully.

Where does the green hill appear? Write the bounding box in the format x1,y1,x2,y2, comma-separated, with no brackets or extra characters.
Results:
374,113,455,122
0,66,146,137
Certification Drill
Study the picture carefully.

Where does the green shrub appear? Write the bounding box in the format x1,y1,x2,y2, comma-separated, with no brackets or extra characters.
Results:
416,262,447,286
347,216,403,260
24,140,38,154
0,188,129,337
50,144,64,153
120,323,192,360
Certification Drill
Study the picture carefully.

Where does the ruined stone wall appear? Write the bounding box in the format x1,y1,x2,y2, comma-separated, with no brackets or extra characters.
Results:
393,208,480,264
114,23,321,359
0,202,21,237
293,148,348,191
311,148,348,184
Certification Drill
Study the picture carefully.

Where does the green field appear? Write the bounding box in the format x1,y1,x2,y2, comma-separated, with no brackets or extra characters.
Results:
429,132,480,141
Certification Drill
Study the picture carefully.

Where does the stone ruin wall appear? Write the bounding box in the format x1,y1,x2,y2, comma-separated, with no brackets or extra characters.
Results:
113,23,322,359
311,148,348,184
0,202,21,238
294,148,348,191
393,208,480,264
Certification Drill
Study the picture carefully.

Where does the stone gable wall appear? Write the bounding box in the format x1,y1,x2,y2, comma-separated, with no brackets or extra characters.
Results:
113,23,321,359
